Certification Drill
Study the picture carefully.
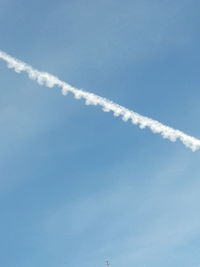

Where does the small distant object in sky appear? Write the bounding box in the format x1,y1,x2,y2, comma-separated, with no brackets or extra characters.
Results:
106,260,110,266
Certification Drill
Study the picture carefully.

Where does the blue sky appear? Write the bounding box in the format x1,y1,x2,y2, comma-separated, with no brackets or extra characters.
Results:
0,0,200,266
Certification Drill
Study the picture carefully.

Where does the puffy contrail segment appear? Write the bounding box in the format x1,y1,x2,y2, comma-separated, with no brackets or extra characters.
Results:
0,50,199,151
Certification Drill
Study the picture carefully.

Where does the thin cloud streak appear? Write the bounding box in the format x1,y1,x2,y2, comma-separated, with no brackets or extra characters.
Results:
0,50,199,151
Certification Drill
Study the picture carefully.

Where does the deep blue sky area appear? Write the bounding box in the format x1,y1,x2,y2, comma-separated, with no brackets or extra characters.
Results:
0,1,200,266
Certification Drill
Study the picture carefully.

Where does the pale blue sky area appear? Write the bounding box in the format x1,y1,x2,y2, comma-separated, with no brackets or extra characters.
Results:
0,0,200,266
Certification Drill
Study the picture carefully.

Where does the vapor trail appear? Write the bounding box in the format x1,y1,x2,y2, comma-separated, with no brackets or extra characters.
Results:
0,50,199,151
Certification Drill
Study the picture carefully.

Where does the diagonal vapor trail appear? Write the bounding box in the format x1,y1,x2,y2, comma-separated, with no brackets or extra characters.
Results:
0,50,199,151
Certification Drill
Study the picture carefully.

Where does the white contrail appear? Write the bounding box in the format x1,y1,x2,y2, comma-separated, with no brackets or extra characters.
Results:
0,50,199,151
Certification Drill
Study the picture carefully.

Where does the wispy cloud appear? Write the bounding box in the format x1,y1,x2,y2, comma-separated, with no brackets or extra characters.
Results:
0,50,199,151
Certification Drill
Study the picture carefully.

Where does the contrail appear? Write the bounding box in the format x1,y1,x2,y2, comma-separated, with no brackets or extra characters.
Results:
0,50,199,151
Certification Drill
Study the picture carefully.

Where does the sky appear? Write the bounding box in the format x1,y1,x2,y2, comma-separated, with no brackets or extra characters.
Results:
0,0,200,266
